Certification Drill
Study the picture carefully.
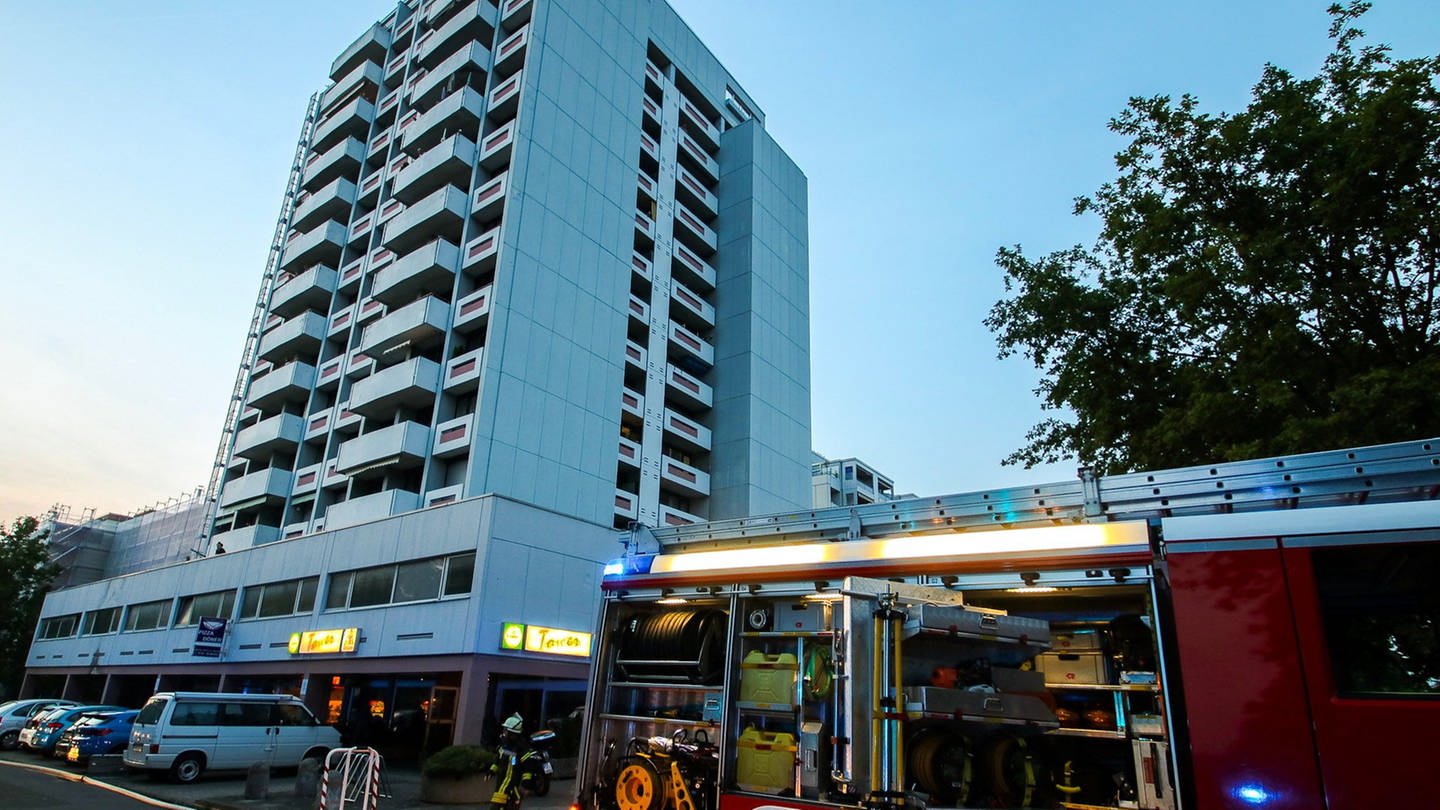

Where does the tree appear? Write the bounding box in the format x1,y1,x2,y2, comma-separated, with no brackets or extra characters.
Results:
0,517,58,699
986,2,1440,475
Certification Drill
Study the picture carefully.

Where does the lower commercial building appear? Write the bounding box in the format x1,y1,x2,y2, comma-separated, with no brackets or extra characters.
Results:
22,495,613,756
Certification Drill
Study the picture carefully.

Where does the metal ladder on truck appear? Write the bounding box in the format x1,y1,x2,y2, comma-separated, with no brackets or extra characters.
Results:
638,437,1440,549
195,93,321,554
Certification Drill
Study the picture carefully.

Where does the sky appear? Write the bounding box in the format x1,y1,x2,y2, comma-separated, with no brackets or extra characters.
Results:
2,1,1437,523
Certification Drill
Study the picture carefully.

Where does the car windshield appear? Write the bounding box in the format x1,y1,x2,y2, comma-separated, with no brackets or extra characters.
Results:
134,698,167,725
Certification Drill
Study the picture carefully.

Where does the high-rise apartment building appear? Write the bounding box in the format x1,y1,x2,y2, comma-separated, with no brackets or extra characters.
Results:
211,0,812,550
21,0,811,748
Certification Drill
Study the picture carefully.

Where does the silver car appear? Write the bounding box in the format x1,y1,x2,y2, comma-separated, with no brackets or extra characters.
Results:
0,699,79,750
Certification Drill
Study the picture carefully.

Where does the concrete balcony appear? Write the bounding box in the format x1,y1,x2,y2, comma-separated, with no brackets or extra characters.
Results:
302,137,365,192
329,303,354,338
637,171,657,205
304,409,332,442
312,97,376,153
627,294,649,325
246,361,316,411
349,210,375,245
279,220,346,272
330,22,392,82
500,0,532,31
415,0,496,68
293,177,358,233
487,69,522,122
661,456,710,499
409,42,490,111
640,131,659,162
620,387,644,420
368,125,395,161
669,321,714,369
334,420,431,477
624,339,646,371
669,279,714,331
218,467,294,510
675,166,717,218
615,489,638,522
316,356,343,391
641,94,660,128
433,414,473,458
666,364,713,410
478,120,515,171
634,210,655,247
373,238,460,306
394,134,476,204
426,484,464,507
358,294,452,360
346,349,375,380
461,225,501,275
233,412,306,461
321,59,383,115
631,252,652,282
270,265,337,319
673,204,717,256
335,403,362,434
324,488,424,531
660,503,704,527
356,297,387,326
376,88,401,123
452,285,492,334
384,48,407,82
679,97,721,152
441,349,481,395
210,522,282,552
663,408,712,453
257,311,327,364
381,184,467,253
348,357,441,419
672,241,716,291
369,246,397,273
471,171,508,222
357,168,386,206
678,132,719,184
618,436,641,470
401,87,483,155
493,23,529,75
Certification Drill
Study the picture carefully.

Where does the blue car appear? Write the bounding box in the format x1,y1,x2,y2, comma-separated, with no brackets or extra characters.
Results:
55,710,139,764
19,705,126,754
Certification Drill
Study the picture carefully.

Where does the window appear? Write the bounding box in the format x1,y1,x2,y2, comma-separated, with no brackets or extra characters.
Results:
273,703,317,726
171,702,220,726
844,465,854,480
81,607,121,636
220,702,271,726
123,600,169,632
239,577,319,620
1314,540,1440,698
326,552,475,610
37,614,80,640
175,590,236,627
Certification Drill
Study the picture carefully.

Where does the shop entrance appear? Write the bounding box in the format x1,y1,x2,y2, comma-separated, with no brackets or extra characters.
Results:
491,678,586,757
340,674,460,759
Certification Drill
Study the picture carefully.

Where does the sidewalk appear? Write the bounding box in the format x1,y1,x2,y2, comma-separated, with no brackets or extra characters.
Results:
9,753,577,810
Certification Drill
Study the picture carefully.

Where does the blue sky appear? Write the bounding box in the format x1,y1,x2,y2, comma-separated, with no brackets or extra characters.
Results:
2,1,1436,521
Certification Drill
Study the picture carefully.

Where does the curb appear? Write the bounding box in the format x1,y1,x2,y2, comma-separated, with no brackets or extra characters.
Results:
0,758,194,810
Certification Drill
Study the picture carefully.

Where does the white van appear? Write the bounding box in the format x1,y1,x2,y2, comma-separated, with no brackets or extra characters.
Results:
124,692,340,782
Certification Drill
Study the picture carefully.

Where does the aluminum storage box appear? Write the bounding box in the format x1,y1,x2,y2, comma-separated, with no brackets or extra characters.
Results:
903,604,1051,647
903,686,1057,726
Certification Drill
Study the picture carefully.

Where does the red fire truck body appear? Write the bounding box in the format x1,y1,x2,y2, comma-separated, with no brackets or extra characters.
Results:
575,439,1440,810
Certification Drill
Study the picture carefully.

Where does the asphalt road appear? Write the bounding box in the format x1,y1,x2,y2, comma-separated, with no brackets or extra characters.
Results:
0,758,166,809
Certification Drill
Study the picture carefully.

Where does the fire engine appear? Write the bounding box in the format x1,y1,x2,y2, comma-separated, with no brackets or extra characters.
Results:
572,438,1440,810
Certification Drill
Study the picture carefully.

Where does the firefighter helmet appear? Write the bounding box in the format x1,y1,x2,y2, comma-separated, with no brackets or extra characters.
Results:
502,713,524,734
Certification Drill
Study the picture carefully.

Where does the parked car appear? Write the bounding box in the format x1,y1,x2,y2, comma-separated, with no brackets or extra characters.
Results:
125,692,340,783
54,710,139,765
0,699,78,750
19,704,126,754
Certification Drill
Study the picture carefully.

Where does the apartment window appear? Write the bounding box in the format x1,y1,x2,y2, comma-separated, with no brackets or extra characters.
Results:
1314,540,1440,697
81,607,121,636
239,577,319,620
844,465,854,480
37,614,80,640
123,600,170,632
325,552,476,610
175,590,237,627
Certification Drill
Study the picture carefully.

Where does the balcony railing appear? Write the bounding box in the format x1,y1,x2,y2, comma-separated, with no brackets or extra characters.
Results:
401,86,484,154
666,364,713,410
323,488,424,531
292,177,358,233
302,137,366,192
660,456,711,499
462,225,501,274
381,184,468,252
348,356,442,418
334,420,432,476
452,284,492,333
245,361,317,411
279,220,347,272
256,311,327,364
373,238,460,306
269,265,337,319
358,294,452,360
416,0,496,68
321,59,383,115
233,412,306,460
444,346,484,392
433,414,473,458
312,97,377,153
393,133,477,205
487,69,522,122
672,241,716,291
409,42,490,111
663,408,712,453
471,171,508,222
329,22,392,82
673,203,718,255
669,278,715,331
493,24,529,74
479,120,516,170
218,467,293,510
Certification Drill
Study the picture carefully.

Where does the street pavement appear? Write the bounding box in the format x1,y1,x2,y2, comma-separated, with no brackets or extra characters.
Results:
0,749,578,810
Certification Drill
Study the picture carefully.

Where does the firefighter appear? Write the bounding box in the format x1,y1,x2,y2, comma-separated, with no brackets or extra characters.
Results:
490,713,538,810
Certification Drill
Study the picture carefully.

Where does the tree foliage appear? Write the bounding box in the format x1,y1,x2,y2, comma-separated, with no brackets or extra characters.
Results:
0,517,58,699
986,2,1440,474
